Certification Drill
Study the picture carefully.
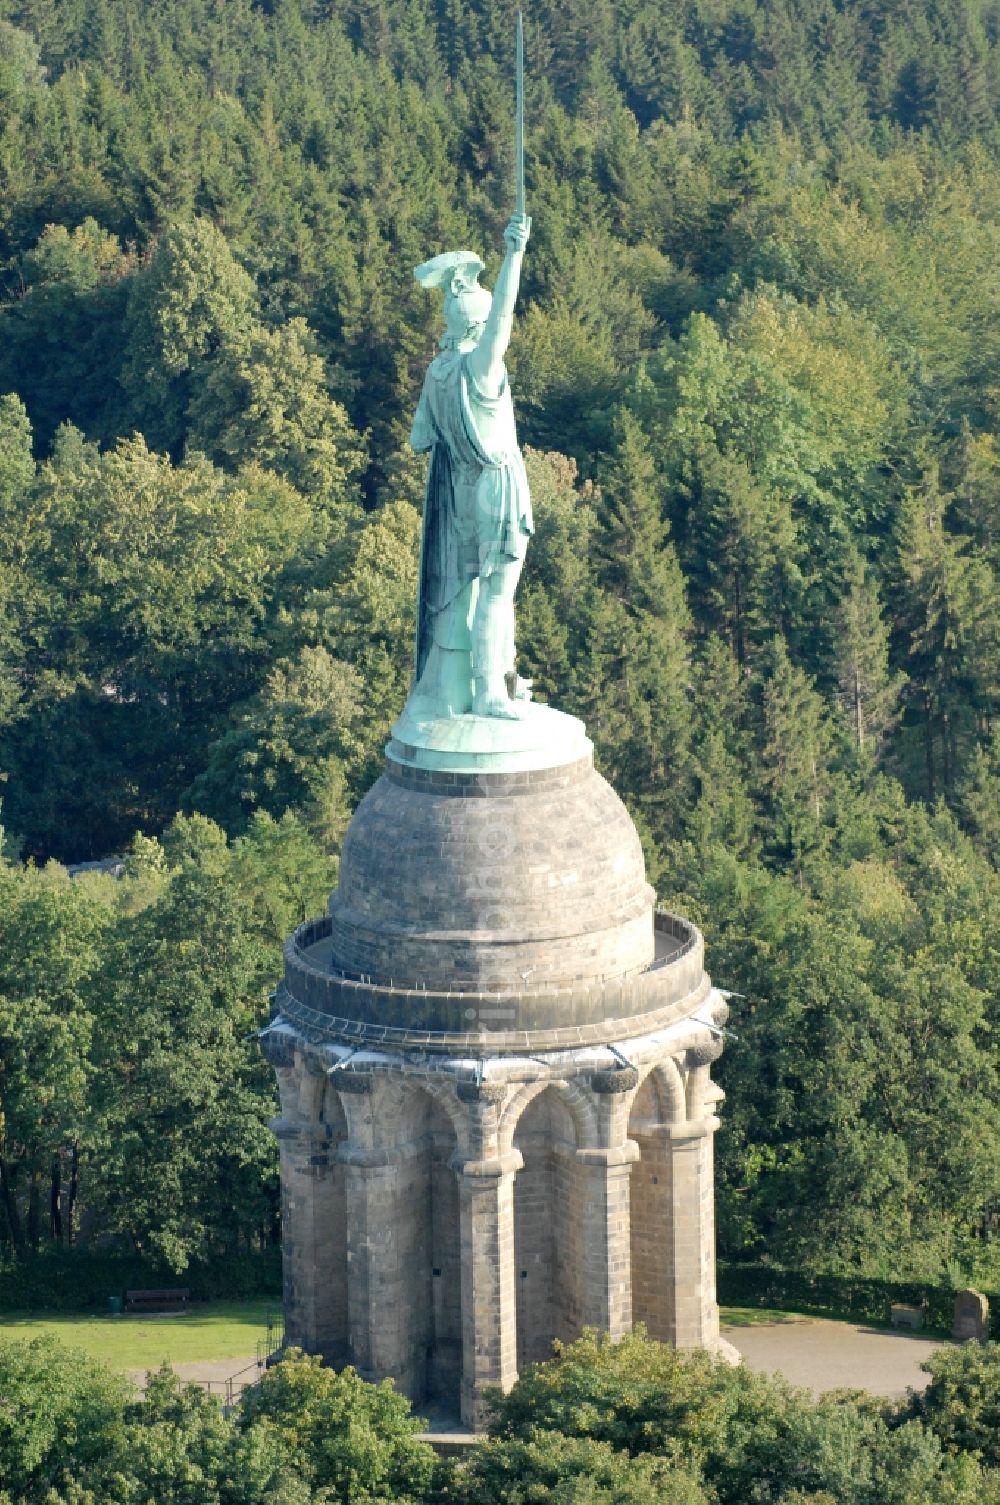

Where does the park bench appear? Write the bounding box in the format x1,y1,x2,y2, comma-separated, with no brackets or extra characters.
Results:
889,1302,924,1330
125,1288,191,1314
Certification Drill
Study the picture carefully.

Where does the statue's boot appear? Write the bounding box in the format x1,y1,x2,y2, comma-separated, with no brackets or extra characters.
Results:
505,671,533,702
473,676,523,719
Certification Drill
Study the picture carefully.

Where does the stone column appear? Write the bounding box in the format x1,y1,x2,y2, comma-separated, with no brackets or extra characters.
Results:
647,1117,720,1348
454,1147,522,1430
575,1142,640,1340
676,1116,721,1349
340,1142,423,1394
271,1116,347,1361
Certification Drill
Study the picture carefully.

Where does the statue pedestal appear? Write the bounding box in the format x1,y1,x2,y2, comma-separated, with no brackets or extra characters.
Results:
267,724,729,1428
388,701,590,774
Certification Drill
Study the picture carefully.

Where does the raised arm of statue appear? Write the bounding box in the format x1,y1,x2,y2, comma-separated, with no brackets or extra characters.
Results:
466,213,531,397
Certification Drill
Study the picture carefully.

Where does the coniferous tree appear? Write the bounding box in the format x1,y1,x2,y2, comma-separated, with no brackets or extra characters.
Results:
833,554,904,760
896,468,1000,800
758,639,836,875
591,412,693,845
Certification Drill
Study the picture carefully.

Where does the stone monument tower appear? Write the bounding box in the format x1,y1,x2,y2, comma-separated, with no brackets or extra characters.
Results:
262,40,733,1429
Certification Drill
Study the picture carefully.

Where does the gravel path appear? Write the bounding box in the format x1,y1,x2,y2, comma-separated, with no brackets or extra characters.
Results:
724,1319,945,1398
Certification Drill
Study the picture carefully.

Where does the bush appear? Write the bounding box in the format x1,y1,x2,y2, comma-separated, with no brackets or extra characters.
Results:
717,1262,999,1334
455,1429,709,1503
486,1330,988,1505
909,1341,1000,1466
0,1335,129,1502
238,1348,442,1502
122,1363,311,1505
0,1340,311,1505
0,1248,281,1310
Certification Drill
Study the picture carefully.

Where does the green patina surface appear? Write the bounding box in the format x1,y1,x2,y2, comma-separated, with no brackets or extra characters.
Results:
388,700,590,773
397,37,567,770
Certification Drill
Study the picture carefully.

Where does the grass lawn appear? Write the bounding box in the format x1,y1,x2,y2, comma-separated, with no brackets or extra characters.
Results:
0,1300,279,1370
720,1304,940,1333
720,1305,813,1327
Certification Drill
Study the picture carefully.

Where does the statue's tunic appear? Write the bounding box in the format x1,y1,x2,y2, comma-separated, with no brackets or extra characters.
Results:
411,351,532,677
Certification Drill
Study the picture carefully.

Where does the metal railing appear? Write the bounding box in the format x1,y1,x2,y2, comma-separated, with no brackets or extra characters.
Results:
182,1308,285,1412
196,1357,267,1409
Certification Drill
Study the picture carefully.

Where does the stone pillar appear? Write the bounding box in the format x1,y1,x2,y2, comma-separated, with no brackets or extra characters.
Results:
272,1117,348,1362
656,1117,720,1348
340,1143,425,1395
575,1143,639,1339
455,1148,522,1430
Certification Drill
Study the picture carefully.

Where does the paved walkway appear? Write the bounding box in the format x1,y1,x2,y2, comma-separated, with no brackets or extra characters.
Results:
127,1355,261,1398
724,1319,944,1398
127,1322,944,1409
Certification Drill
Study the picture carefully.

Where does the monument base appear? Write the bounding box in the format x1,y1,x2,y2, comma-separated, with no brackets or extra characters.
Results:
388,700,591,773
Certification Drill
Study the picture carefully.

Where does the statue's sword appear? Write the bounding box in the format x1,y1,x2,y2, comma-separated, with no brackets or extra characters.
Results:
516,11,525,216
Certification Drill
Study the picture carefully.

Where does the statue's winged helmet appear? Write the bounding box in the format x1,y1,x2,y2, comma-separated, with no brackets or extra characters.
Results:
414,250,492,349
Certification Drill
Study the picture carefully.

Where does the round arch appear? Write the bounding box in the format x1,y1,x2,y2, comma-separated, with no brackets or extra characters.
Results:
500,1074,597,1154
629,1055,687,1129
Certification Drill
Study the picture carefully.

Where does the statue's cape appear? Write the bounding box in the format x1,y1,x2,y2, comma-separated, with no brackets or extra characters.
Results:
415,355,485,677
416,439,458,680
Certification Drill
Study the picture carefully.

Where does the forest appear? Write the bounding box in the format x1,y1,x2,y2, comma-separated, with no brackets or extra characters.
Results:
0,0,997,1308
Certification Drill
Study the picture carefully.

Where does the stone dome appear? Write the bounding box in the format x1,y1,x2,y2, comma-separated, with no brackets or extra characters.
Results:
328,752,655,993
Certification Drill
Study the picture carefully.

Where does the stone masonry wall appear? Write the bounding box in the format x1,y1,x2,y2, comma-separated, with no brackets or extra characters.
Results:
392,1147,435,1399
513,1135,555,1368
279,1128,349,1363
429,1148,462,1401
629,1127,674,1341
329,756,654,993
553,1144,585,1340
512,1088,585,1367
267,1017,727,1431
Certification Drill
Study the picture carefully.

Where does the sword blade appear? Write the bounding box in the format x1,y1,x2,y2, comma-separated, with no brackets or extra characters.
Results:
516,11,525,215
